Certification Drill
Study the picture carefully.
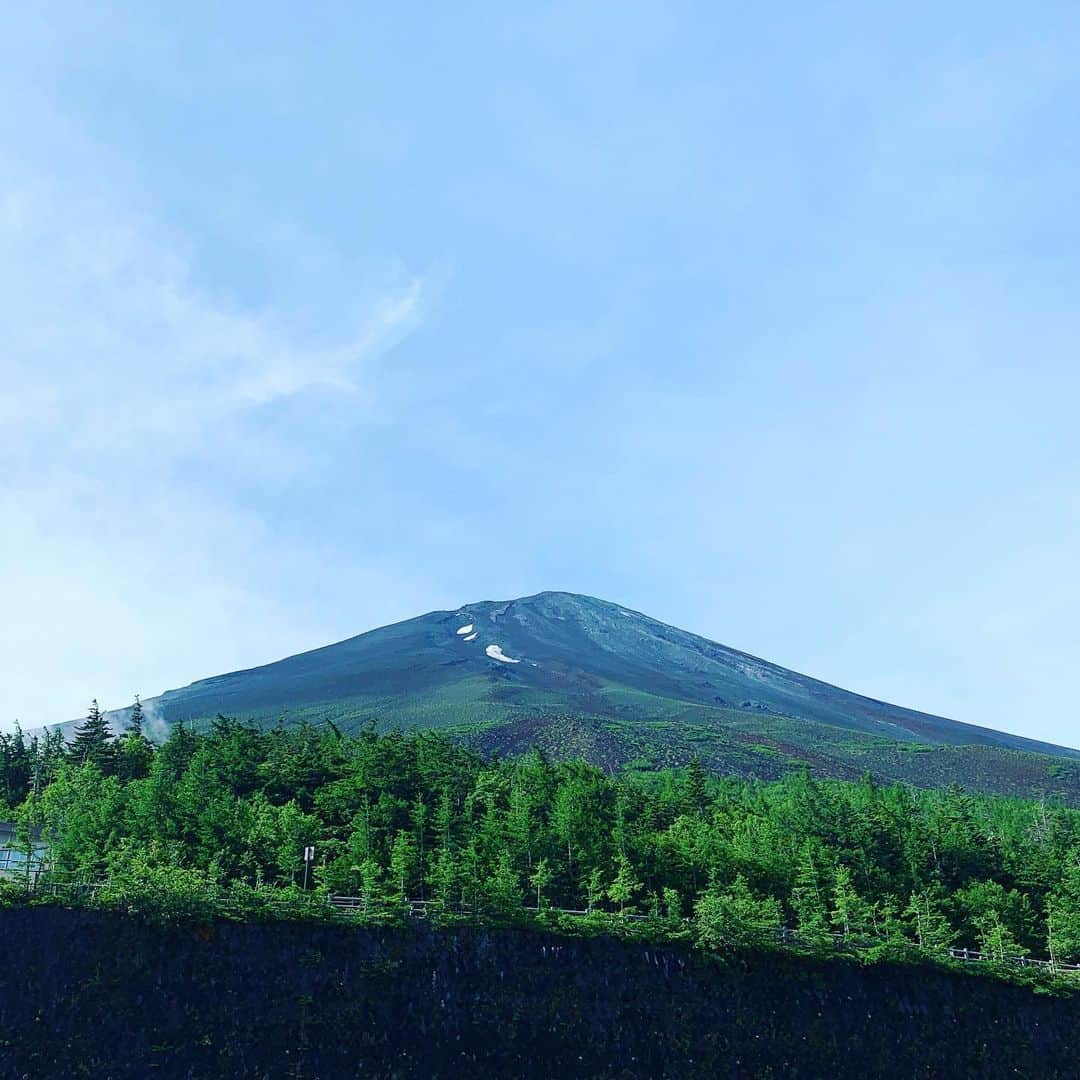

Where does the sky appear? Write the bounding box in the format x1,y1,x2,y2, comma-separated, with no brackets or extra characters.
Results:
2,3,1079,747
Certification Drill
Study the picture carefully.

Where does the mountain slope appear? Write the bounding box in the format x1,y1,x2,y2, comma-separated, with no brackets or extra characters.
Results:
97,592,1080,799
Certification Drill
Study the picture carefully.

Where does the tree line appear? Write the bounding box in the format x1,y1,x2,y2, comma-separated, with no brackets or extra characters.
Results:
3,703,1080,967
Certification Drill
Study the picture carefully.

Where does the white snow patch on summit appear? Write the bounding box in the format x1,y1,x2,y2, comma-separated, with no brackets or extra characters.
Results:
456,624,474,635
485,644,520,664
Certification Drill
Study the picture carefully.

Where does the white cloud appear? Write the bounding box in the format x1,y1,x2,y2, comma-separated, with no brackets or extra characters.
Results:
0,179,422,459
0,154,425,729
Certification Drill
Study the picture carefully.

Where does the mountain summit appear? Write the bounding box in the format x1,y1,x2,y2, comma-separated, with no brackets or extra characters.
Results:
105,591,1080,798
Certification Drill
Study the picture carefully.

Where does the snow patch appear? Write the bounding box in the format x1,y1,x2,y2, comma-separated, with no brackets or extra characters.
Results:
485,644,520,664
463,633,478,642
456,624,474,635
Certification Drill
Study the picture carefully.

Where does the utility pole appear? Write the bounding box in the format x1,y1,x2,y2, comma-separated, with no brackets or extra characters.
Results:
302,845,315,891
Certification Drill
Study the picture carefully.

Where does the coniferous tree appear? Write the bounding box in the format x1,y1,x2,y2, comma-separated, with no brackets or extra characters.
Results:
389,830,417,903
976,910,1023,963
429,845,460,912
1047,892,1080,967
695,874,783,951
358,857,386,915
904,889,956,953
585,867,606,913
529,857,553,910
38,727,67,785
411,794,428,899
129,695,145,736
507,782,536,869
1,723,32,808
487,849,522,915
864,897,917,961
607,853,643,914
791,844,832,948
831,864,875,939
70,699,115,773
685,757,708,817
116,695,154,782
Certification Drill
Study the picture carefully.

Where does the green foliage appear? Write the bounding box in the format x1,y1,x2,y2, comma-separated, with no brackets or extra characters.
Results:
69,700,115,774
0,878,26,907
0,724,34,810
905,889,956,954
694,874,783,951
529,858,553,909
487,849,523,915
791,844,832,949
1047,897,1080,965
831,865,875,939
607,854,642,914
6,722,1079,983
952,879,1036,955
973,911,1023,964
389,831,417,903
862,898,921,964
97,844,217,926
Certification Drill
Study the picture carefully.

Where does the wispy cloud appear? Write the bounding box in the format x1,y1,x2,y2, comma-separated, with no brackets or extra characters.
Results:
1,180,423,464
0,150,427,727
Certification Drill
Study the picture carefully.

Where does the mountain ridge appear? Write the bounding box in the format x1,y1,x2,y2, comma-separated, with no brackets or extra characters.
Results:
55,591,1080,799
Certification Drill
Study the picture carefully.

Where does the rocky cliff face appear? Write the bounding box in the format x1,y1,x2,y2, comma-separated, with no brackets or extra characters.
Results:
1,907,1077,1078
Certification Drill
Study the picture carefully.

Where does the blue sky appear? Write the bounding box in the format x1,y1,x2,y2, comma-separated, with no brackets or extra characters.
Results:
2,3,1079,746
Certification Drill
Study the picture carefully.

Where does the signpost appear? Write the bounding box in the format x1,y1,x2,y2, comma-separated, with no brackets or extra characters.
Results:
302,845,315,891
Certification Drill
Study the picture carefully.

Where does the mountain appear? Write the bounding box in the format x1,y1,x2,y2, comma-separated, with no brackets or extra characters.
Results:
94,591,1080,799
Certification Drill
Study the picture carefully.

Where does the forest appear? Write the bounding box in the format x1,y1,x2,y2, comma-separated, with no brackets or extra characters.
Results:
2,700,1080,975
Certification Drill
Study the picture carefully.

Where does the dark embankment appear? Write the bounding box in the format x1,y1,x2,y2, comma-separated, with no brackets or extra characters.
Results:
0,907,1077,1079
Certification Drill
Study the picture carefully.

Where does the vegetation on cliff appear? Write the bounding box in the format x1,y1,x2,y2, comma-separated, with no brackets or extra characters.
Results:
2,713,1080,983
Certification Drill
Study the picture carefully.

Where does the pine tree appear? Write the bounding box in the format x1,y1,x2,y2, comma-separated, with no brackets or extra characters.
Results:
904,889,956,953
694,874,783,951
434,787,455,849
129,695,145,736
70,699,115,772
486,849,522,915
865,897,917,962
685,757,708,817
607,853,643,915
831,864,875,940
662,886,683,926
358,857,386,915
552,783,580,874
389,830,417,903
585,866,606,913
428,845,460,913
1047,896,1080,967
117,695,154,782
529,857,553,910
976,911,1023,964
411,794,428,899
791,844,832,949
0,723,32,808
507,783,536,869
